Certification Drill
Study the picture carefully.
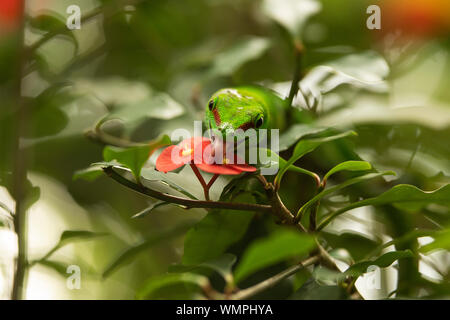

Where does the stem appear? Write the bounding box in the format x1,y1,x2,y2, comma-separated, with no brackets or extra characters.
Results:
308,185,323,231
190,164,209,201
11,0,28,300
231,255,320,300
103,166,272,212
309,203,318,231
286,40,307,109
256,175,308,232
207,174,220,189
315,238,340,271
84,119,144,148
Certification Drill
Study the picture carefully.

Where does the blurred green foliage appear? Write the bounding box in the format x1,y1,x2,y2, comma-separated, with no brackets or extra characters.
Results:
0,0,449,300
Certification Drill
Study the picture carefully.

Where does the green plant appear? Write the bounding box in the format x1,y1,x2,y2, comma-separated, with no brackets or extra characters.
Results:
1,0,449,300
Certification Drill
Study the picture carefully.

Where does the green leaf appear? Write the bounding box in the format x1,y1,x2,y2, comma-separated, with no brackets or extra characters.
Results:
30,12,67,33
141,168,198,200
200,254,236,282
367,229,436,259
312,250,415,284
262,0,322,39
322,232,379,262
420,229,450,253
344,250,414,278
59,230,106,244
38,230,106,263
0,172,41,210
75,78,184,131
106,91,185,124
318,184,450,231
136,273,208,300
305,51,390,94
233,229,316,284
219,173,259,202
36,260,68,277
297,171,395,219
27,99,69,138
209,36,271,77
258,148,319,185
73,164,104,182
313,266,345,285
275,130,357,187
103,222,195,278
323,161,372,183
182,193,255,265
29,12,78,53
23,184,41,211
291,279,348,300
103,145,151,182
131,201,173,219
169,253,237,284
278,124,328,151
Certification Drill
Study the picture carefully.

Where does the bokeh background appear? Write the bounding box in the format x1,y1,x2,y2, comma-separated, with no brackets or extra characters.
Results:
0,0,449,299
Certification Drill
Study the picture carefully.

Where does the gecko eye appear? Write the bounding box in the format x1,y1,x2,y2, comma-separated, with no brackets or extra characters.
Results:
255,116,264,128
208,99,215,111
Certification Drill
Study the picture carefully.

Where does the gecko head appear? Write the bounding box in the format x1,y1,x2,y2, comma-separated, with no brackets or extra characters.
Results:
205,88,266,140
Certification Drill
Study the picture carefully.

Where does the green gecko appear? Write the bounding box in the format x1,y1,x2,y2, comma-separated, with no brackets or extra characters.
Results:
205,86,286,137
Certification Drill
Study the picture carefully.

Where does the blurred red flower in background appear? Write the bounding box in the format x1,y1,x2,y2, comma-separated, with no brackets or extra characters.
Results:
0,0,22,32
381,0,450,39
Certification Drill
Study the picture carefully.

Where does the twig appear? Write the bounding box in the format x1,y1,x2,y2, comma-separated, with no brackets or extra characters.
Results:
207,174,220,189
256,175,307,232
103,166,272,212
286,40,308,110
190,164,210,201
11,0,28,300
85,129,142,148
308,185,323,231
231,255,320,300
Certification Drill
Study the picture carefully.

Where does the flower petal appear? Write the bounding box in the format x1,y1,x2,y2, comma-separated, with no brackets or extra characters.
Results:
196,163,242,175
229,163,257,172
155,145,186,172
156,137,212,173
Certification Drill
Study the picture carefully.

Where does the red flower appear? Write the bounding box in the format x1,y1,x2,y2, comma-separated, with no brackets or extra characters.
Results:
381,0,450,39
0,0,22,31
156,137,257,175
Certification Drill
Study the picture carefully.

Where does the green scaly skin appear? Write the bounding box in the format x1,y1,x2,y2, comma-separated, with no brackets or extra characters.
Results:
204,86,287,137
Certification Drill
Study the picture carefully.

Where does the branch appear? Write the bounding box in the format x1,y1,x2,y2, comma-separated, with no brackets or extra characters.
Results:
256,175,307,232
103,167,272,213
231,255,320,300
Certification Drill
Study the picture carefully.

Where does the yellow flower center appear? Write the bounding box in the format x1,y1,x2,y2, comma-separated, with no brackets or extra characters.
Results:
181,148,193,157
